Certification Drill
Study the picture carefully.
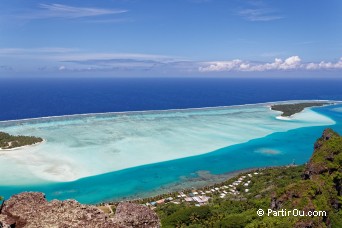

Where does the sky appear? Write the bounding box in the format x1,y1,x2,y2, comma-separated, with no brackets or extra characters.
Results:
0,0,341,78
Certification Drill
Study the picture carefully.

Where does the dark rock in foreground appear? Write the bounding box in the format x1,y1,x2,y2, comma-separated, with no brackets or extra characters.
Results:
114,202,160,228
0,192,160,228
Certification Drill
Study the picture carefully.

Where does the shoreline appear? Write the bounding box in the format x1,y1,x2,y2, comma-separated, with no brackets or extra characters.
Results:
0,100,336,184
0,139,46,152
269,102,335,118
267,101,338,120
0,99,339,201
0,99,340,125
97,165,298,206
96,167,259,205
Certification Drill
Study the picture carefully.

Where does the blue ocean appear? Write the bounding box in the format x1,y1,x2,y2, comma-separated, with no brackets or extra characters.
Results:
1,78,342,121
1,78,342,204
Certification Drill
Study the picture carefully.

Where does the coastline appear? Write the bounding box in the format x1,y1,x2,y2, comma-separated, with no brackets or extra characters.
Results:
0,139,45,152
98,164,298,205
0,100,337,185
267,101,339,120
106,167,259,204
0,99,340,204
0,124,339,204
0,99,340,125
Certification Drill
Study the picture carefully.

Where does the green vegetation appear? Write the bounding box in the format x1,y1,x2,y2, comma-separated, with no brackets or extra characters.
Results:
156,166,304,227
154,128,342,227
271,102,330,117
0,196,3,210
0,131,43,149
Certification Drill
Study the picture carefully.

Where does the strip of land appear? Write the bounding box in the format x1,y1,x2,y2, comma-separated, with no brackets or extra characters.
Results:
0,131,43,150
270,102,331,117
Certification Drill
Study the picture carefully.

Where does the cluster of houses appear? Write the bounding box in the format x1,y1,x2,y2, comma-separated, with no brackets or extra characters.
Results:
227,172,259,195
144,172,260,209
214,172,259,199
145,191,211,208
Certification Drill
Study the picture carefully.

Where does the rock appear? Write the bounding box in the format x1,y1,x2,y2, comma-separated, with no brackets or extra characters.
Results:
0,214,16,227
294,220,314,228
0,192,160,228
303,128,340,180
270,129,342,227
302,162,328,180
114,202,160,228
313,128,335,150
270,193,279,210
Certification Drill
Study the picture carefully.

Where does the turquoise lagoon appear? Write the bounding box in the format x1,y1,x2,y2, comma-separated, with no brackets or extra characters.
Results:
1,101,342,204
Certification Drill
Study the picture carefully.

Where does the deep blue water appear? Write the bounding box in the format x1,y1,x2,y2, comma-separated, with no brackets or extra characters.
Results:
1,78,342,204
1,78,342,121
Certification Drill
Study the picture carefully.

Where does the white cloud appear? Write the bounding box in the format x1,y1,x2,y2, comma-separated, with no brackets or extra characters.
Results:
0,48,187,69
251,56,301,71
238,8,283,22
84,18,132,24
304,58,342,70
236,0,283,22
58,65,66,71
198,59,243,72
2,48,342,74
199,56,342,72
0,47,77,55
0,47,194,72
57,53,176,62
20,4,127,20
39,4,127,18
284,56,301,66
0,48,175,63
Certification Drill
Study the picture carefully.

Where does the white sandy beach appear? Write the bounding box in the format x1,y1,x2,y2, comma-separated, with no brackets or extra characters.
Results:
0,139,45,151
0,102,336,185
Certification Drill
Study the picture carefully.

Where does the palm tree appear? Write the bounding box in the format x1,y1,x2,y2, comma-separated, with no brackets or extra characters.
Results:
189,213,200,224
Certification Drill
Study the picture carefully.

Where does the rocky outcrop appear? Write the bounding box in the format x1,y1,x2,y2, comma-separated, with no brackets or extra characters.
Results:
113,202,160,228
0,214,16,228
0,192,160,228
303,128,340,180
270,129,342,227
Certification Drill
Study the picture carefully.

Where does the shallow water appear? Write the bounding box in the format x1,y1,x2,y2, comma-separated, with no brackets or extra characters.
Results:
0,101,341,203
